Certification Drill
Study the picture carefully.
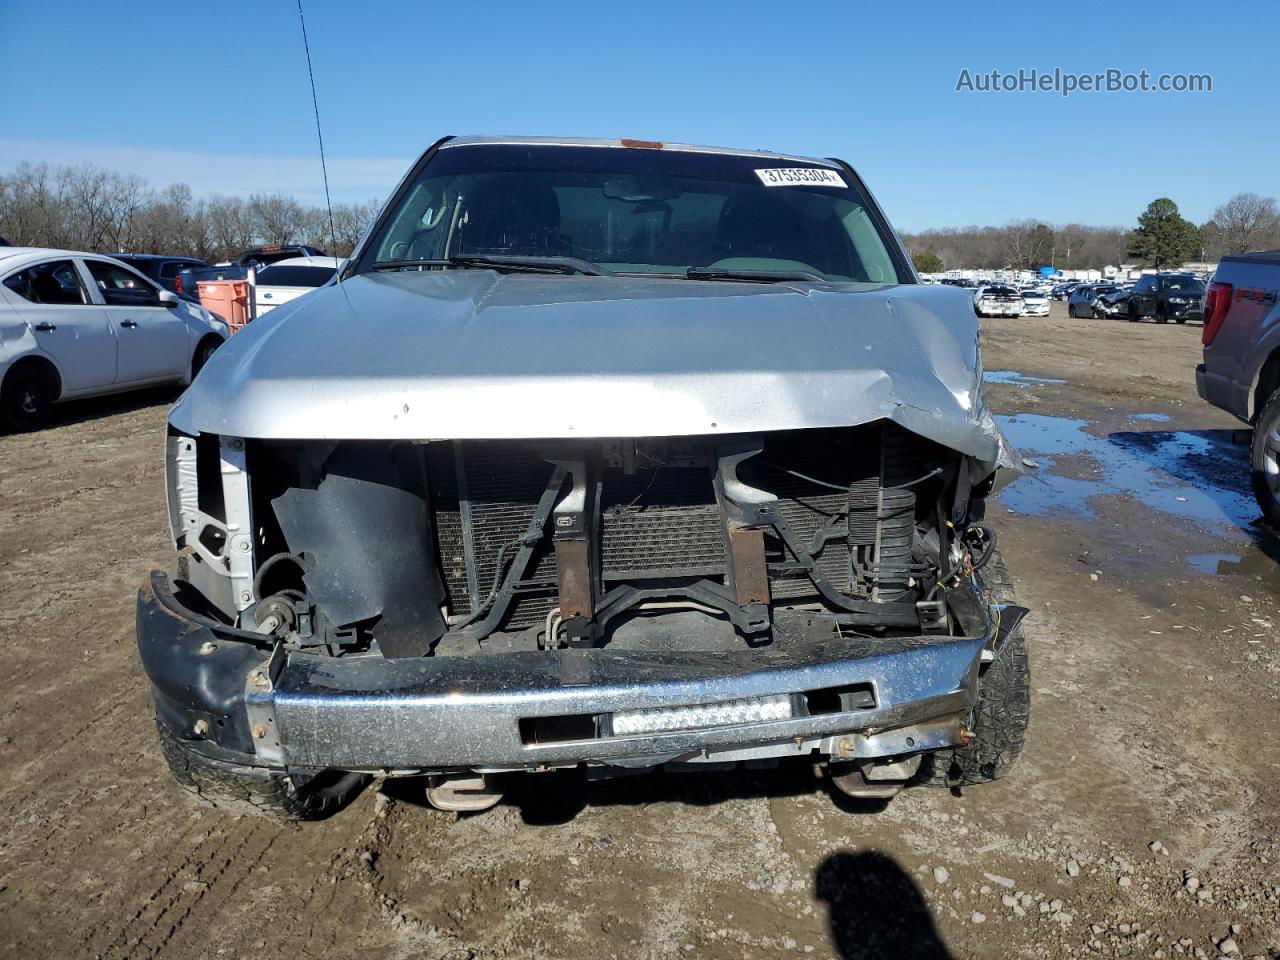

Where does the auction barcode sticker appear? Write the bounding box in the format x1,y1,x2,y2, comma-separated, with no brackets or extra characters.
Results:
754,167,846,187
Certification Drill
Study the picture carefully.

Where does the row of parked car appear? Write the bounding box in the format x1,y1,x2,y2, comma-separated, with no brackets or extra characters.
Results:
0,243,340,429
971,283,1052,318
946,273,1210,324
110,245,340,316
1055,274,1207,323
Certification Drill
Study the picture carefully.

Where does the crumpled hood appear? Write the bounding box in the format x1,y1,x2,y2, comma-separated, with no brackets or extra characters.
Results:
171,271,1018,478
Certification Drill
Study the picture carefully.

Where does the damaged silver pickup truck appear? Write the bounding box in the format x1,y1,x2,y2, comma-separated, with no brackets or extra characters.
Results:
138,136,1028,819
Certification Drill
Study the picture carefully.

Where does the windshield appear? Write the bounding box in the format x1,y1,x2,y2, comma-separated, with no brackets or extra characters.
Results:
1164,276,1204,292
359,143,909,283
256,265,335,287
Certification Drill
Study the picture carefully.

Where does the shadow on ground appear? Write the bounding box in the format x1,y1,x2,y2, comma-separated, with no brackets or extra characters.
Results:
816,851,954,959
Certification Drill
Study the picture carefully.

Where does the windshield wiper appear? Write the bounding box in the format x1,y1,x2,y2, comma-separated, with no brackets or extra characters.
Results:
373,255,604,276
685,266,826,283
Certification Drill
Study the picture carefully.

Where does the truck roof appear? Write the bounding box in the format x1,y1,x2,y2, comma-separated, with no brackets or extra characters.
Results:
440,134,844,169
1221,250,1280,265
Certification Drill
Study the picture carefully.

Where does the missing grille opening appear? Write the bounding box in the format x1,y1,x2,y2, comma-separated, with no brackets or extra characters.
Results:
803,683,877,715
520,714,600,745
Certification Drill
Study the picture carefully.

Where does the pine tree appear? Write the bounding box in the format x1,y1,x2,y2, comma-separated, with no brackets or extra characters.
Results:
1127,198,1200,268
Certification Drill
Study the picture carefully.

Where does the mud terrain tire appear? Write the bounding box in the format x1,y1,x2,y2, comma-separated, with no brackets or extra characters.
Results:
156,719,368,821
919,550,1030,786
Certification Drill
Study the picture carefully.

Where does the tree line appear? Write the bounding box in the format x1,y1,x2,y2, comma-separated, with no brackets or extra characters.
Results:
905,192,1280,274
2,160,1276,273
0,162,379,261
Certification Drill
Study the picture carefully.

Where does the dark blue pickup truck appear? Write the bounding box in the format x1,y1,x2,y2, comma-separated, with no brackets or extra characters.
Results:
110,253,210,301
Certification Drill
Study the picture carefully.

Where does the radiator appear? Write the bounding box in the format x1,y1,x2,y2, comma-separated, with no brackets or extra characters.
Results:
424,423,931,630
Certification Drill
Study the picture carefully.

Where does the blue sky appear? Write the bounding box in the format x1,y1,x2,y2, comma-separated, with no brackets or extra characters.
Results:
1,0,1274,231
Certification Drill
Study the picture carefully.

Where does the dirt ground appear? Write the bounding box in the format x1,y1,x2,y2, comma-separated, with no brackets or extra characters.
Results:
2,303,1278,960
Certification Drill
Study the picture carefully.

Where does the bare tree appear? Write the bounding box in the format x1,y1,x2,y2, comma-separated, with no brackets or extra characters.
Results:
1002,220,1055,270
329,200,379,256
132,183,207,256
1210,193,1280,255
100,171,151,251
206,195,254,260
298,206,332,251
0,163,58,246
248,193,304,246
901,222,1129,271
1055,224,1088,269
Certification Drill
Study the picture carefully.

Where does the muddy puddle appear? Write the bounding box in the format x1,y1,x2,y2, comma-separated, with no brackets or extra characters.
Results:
996,413,1262,559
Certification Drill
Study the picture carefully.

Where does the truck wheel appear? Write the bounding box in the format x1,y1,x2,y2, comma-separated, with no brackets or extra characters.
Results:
1250,388,1280,528
155,719,369,821
918,550,1030,787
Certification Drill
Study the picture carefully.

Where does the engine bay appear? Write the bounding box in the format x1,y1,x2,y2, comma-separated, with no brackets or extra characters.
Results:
168,421,998,659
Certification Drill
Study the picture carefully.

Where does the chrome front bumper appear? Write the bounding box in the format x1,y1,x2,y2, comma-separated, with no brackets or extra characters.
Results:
139,572,999,773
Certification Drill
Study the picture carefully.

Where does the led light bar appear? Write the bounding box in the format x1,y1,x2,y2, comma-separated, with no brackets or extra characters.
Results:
610,694,794,736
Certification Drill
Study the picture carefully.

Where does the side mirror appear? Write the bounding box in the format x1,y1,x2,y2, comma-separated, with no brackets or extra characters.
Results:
158,289,180,307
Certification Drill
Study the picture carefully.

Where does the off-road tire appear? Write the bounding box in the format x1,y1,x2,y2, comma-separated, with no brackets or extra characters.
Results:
156,719,368,821
1,364,54,431
1249,388,1280,529
918,550,1030,787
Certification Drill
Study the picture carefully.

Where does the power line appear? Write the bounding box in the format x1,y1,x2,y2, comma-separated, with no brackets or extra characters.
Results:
296,0,336,253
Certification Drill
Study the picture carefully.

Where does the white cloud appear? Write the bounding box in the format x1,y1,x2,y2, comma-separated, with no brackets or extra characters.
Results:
0,139,410,206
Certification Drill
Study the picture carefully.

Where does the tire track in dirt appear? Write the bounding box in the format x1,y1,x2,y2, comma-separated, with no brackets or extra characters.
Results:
88,819,279,960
